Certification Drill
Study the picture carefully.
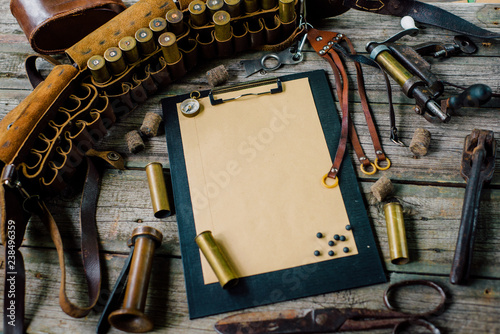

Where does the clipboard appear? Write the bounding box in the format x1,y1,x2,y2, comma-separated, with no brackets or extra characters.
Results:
162,70,386,319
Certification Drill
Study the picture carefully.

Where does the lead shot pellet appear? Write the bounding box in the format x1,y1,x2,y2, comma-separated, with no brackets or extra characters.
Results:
166,8,185,36
104,47,126,75
119,36,140,64
87,55,111,84
328,250,334,256
159,32,181,63
316,232,323,238
339,235,346,241
213,10,231,41
314,250,320,256
189,0,208,27
343,247,349,253
345,225,352,231
328,240,334,247
135,27,156,55
333,234,340,241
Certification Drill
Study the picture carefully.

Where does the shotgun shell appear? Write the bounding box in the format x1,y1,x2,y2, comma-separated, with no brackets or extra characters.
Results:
383,199,410,265
195,231,239,288
207,0,224,16
189,0,208,27
166,8,185,36
158,32,181,63
146,162,171,218
135,27,156,55
149,17,168,39
119,36,140,64
87,55,111,84
213,10,231,41
279,0,295,23
104,47,127,75
224,0,242,17
243,0,259,13
261,0,277,10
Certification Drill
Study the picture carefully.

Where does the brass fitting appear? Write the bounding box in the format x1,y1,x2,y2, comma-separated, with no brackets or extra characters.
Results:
145,162,172,218
383,199,409,265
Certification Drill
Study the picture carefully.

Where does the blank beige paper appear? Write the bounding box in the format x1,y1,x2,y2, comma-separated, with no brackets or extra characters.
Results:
177,78,358,284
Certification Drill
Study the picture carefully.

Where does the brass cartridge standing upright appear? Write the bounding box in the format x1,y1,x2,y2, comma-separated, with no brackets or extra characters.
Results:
149,17,168,39
206,0,224,16
195,231,239,288
145,162,171,218
261,0,276,10
158,32,181,64
104,47,127,75
243,0,259,13
278,0,295,23
383,199,410,265
108,226,163,333
119,36,140,64
224,0,242,17
213,10,231,41
87,55,111,83
166,8,185,36
135,27,156,55
189,0,208,27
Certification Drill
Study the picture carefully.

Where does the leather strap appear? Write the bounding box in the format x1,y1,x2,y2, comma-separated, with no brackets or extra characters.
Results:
25,54,62,89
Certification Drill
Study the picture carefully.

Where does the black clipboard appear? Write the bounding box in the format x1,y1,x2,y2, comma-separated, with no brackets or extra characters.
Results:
162,70,386,319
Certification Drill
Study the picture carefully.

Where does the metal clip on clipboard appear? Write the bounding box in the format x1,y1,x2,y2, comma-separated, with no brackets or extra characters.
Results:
209,78,283,105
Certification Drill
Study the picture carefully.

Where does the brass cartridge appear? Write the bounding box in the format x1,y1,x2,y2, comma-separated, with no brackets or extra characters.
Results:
87,55,111,84
135,27,156,55
166,8,185,36
145,162,171,218
373,50,413,88
149,17,168,39
244,0,259,13
189,0,208,27
224,0,242,17
261,0,277,10
158,32,181,63
195,231,239,288
104,46,127,75
213,10,231,41
279,0,295,23
119,36,140,64
207,0,224,16
383,199,409,265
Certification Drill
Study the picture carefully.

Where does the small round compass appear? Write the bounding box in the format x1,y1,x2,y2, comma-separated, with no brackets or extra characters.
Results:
180,91,202,117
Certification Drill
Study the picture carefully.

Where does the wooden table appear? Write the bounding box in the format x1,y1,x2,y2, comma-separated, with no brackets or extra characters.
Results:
1,1,499,333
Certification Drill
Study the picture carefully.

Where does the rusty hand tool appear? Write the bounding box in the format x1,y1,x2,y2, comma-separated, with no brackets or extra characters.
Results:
215,280,446,334
450,129,497,285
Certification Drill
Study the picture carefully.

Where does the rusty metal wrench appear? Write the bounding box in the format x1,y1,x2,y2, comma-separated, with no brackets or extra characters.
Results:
450,129,497,285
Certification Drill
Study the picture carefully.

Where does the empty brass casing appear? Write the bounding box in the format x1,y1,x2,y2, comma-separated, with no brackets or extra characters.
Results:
108,226,163,333
135,27,156,55
119,36,140,64
278,0,295,23
189,0,207,27
149,17,168,39
145,162,171,218
261,0,276,10
224,0,242,17
158,32,181,64
244,0,259,13
383,200,409,265
195,231,239,288
207,0,224,16
104,47,126,75
87,55,111,84
166,8,185,36
374,50,413,88
213,10,231,41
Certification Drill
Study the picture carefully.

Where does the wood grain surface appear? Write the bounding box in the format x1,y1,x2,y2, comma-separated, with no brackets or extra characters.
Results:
0,1,499,333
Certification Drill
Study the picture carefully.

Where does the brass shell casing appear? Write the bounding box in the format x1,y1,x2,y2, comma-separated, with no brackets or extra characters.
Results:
278,0,295,23
206,0,224,16
149,17,168,39
104,47,127,75
119,36,140,64
261,0,277,10
244,0,259,13
195,231,239,288
166,8,185,36
135,27,156,55
87,55,111,84
158,32,181,63
224,0,242,17
213,10,231,41
189,0,208,27
383,200,409,265
374,50,413,88
145,162,171,218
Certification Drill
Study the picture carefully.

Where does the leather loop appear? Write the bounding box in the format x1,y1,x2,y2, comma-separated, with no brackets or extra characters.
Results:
25,55,62,89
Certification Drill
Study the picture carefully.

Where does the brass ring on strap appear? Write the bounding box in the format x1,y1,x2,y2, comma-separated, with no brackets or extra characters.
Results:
375,157,391,171
190,90,201,99
322,173,339,188
360,162,377,175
